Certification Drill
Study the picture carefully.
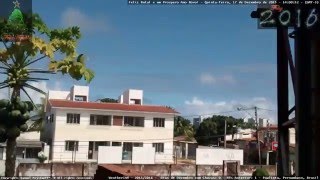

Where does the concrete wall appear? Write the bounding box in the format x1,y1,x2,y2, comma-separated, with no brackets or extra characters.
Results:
113,164,276,176
132,147,155,164
48,108,174,163
17,163,97,176
70,85,89,102
196,148,244,165
48,91,70,100
289,128,295,145
17,132,41,141
0,160,5,176
122,89,143,105
98,147,122,164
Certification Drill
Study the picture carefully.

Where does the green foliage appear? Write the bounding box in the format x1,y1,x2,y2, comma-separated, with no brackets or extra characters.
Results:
99,98,118,103
252,168,270,177
174,116,195,141
194,115,250,145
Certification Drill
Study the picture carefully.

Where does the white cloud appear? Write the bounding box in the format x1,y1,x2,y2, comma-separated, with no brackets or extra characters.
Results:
200,73,216,85
61,8,109,33
177,96,277,124
200,73,235,85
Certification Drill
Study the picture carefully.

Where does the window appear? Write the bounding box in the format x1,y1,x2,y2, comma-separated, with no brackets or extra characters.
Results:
153,118,165,127
90,115,111,125
65,141,79,151
50,114,54,123
75,95,87,101
112,142,121,146
94,141,110,151
124,116,144,127
153,143,164,153
67,114,80,124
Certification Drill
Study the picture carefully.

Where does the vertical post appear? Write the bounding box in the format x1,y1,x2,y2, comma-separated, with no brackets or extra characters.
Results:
277,25,290,176
224,119,227,149
255,107,261,166
295,5,312,176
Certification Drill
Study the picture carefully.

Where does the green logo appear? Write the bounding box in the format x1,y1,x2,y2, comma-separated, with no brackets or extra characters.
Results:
1,0,31,42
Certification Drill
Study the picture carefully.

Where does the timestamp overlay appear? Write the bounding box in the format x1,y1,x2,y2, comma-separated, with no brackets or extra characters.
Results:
128,0,320,5
128,0,320,31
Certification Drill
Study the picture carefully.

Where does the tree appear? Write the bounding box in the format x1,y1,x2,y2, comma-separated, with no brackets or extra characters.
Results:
0,12,94,176
194,115,242,146
99,98,118,103
174,116,194,141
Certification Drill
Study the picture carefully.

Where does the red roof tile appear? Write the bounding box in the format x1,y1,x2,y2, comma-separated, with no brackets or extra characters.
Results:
48,99,179,114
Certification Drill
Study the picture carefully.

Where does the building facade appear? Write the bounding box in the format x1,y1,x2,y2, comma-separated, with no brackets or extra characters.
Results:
41,85,178,163
193,116,204,129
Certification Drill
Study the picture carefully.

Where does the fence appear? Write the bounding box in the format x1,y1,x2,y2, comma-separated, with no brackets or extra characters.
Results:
16,163,97,176
49,142,176,164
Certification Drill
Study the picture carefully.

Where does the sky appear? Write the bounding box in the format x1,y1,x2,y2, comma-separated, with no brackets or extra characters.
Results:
0,0,296,124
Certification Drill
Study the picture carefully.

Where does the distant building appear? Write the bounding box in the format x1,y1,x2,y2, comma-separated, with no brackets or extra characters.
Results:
42,85,178,163
259,118,269,128
193,116,204,129
247,118,255,124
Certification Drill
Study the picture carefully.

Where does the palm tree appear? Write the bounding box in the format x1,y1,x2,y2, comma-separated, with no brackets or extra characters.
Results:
174,116,195,141
0,13,94,176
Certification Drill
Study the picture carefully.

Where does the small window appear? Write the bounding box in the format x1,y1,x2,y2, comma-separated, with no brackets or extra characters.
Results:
153,118,165,127
75,95,87,101
67,114,80,124
112,142,121,146
152,143,164,153
65,141,79,151
95,141,110,151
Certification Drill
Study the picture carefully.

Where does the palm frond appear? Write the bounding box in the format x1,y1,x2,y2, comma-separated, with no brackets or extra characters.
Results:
23,83,46,94
0,84,9,89
21,87,39,110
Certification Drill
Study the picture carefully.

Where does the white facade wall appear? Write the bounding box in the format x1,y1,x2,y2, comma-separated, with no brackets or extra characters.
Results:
48,108,174,163
48,91,70,100
122,89,143,105
196,148,244,165
289,128,295,145
70,86,89,101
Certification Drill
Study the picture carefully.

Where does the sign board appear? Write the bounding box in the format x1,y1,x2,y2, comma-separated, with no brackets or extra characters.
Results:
272,141,278,151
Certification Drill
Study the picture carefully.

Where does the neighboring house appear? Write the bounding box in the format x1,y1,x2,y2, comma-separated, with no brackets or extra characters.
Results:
173,135,197,160
0,132,49,163
258,125,278,150
225,128,255,141
41,85,178,164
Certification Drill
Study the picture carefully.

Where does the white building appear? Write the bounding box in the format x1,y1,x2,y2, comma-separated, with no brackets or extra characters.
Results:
41,85,178,164
225,128,255,141
193,116,204,129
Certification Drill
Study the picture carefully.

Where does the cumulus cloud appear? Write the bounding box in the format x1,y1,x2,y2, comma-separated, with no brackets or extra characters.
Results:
200,73,235,85
177,96,277,124
61,8,109,33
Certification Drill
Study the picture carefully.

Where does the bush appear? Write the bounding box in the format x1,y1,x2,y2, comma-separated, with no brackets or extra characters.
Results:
252,168,270,178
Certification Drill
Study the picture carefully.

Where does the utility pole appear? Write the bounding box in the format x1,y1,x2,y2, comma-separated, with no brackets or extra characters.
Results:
224,119,227,149
255,106,262,166
267,119,270,150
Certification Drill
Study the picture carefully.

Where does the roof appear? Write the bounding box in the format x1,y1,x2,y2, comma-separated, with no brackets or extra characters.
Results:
174,135,197,143
48,99,179,114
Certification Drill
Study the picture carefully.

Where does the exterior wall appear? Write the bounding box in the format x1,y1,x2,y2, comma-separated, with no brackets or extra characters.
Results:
70,85,89,101
196,148,244,165
48,91,70,100
18,132,41,141
49,108,174,163
289,128,295,144
122,89,143,105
